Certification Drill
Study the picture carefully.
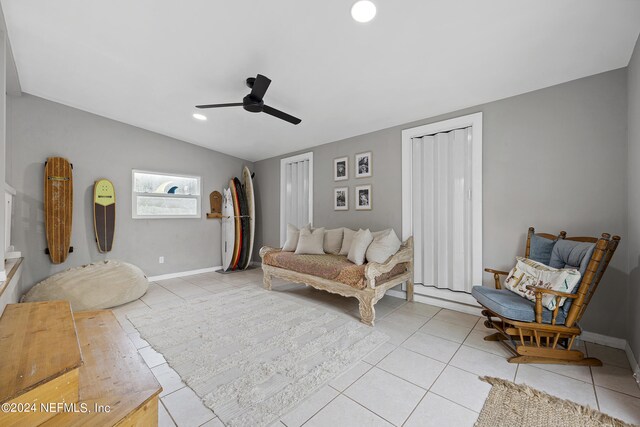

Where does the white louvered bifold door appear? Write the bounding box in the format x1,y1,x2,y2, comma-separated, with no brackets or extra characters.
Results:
283,158,310,237
412,127,474,292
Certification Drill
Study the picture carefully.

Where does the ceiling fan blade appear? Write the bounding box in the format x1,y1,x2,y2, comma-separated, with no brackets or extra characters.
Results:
250,74,271,100
263,105,302,125
195,103,243,109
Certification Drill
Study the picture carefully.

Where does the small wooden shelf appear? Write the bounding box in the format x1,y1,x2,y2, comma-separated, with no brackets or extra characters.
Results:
206,213,223,219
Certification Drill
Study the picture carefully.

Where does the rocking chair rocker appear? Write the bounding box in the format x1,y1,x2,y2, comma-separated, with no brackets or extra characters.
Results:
472,227,620,365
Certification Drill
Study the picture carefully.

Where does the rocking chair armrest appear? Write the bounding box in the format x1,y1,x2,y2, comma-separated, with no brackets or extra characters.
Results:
484,268,509,290
484,268,509,276
524,285,578,299
525,285,577,325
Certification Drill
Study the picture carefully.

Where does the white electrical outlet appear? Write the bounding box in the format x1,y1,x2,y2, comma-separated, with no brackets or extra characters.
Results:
159,256,165,264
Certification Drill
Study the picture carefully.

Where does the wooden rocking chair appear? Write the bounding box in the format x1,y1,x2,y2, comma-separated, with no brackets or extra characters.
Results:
472,227,620,365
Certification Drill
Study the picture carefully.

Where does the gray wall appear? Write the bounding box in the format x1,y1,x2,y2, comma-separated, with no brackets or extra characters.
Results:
0,31,6,279
255,69,629,338
627,34,640,366
7,94,252,289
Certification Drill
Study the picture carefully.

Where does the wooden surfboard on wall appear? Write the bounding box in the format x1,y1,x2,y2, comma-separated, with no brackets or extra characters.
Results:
93,179,116,253
44,157,73,264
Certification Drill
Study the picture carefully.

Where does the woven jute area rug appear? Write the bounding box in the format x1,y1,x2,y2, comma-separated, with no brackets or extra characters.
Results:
477,377,634,427
128,286,388,427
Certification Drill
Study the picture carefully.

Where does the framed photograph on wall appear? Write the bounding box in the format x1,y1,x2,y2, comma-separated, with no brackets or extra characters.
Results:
355,185,372,210
355,152,372,178
334,187,348,210
334,157,348,181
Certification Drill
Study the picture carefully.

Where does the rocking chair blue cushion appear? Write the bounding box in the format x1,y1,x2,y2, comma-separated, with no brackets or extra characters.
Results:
548,240,596,316
471,286,567,324
529,234,557,265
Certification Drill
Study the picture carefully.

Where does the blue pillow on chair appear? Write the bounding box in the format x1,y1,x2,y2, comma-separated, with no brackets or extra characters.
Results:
548,239,596,316
529,234,557,265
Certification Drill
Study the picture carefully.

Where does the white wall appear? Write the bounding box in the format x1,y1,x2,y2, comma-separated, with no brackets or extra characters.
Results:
255,68,629,338
7,94,253,290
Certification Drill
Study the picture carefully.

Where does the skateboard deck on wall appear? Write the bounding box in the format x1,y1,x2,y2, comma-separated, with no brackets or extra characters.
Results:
221,188,235,271
229,179,242,270
235,177,250,270
44,157,73,264
242,166,255,270
93,179,116,253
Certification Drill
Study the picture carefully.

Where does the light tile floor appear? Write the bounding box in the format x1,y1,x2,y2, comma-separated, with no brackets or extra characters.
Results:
111,269,640,426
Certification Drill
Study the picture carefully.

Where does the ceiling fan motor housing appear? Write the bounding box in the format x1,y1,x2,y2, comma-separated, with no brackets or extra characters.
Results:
243,95,263,113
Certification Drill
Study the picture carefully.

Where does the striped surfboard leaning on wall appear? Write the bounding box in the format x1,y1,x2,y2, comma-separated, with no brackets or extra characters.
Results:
44,157,73,264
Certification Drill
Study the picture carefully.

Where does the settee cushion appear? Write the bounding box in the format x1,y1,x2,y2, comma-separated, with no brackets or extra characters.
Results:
348,229,374,265
339,228,357,255
324,228,344,254
283,223,311,252
263,251,406,289
471,286,566,324
295,227,325,255
366,229,402,264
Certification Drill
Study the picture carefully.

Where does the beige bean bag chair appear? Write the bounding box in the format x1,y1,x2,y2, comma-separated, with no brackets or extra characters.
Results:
23,260,148,311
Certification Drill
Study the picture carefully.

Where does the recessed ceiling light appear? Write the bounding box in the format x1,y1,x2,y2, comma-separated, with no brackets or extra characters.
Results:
351,1,376,23
193,113,207,121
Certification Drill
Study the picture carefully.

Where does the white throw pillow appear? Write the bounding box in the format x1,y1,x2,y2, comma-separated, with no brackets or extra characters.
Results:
503,256,581,310
366,229,402,263
371,229,389,239
295,227,326,255
323,228,344,254
348,229,374,266
339,228,356,255
282,223,310,252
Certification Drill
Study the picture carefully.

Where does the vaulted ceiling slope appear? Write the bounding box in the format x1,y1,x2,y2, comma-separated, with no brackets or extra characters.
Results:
2,0,640,161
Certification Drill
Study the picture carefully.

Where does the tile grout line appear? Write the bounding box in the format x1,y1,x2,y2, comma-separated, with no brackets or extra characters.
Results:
139,275,640,425
339,392,400,426
291,387,342,427
159,398,179,427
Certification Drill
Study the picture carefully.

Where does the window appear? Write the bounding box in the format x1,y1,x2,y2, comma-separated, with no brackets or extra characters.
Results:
131,170,201,219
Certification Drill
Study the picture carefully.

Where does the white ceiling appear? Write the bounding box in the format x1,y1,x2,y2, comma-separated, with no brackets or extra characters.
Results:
2,1,640,162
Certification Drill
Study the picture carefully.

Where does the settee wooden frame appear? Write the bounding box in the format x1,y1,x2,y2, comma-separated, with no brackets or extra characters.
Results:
259,237,414,326
481,227,620,365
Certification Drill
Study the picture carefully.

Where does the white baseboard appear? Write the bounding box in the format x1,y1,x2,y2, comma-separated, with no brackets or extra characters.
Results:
385,288,640,386
580,330,640,387
148,266,222,282
626,342,640,386
386,289,483,316
580,330,627,349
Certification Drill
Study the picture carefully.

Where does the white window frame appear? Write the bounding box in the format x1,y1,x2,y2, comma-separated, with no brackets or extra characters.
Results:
131,169,202,219
401,112,483,304
280,152,314,245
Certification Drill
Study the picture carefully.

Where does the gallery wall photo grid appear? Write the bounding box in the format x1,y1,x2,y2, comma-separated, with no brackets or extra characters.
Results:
355,152,372,178
355,185,371,210
334,187,348,210
334,157,348,181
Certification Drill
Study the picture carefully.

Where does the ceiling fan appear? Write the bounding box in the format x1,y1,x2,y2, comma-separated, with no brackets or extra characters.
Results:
196,74,301,125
